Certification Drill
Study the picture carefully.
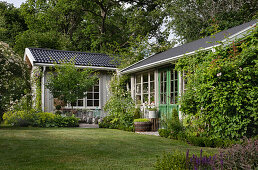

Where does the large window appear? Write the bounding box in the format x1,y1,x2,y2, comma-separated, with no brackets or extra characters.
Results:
170,69,178,104
135,71,155,104
70,81,100,108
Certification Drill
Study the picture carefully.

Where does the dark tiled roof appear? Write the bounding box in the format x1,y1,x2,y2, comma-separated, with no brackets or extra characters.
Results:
29,48,117,68
121,20,257,73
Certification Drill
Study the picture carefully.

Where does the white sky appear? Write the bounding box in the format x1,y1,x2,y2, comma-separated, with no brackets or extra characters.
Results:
3,0,25,7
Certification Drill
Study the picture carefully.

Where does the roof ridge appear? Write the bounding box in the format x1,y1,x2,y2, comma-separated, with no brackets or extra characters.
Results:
28,47,109,56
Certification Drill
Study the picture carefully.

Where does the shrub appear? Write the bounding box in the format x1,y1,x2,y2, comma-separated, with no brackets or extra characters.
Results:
54,115,79,127
216,138,258,169
3,110,36,127
34,112,56,127
155,151,186,170
134,118,150,122
158,129,170,138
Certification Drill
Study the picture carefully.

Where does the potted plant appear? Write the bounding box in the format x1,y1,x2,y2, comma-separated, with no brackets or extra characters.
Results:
134,118,152,132
146,103,157,118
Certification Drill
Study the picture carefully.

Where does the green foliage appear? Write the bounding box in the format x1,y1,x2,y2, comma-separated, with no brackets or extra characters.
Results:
158,129,170,138
134,118,150,123
155,151,186,170
0,2,27,46
176,28,258,139
54,115,79,127
161,109,185,139
2,110,79,127
3,110,36,127
103,74,135,130
0,42,30,119
46,61,98,108
164,0,257,43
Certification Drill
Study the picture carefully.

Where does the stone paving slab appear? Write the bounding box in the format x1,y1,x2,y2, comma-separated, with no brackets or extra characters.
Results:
135,131,159,136
79,123,99,128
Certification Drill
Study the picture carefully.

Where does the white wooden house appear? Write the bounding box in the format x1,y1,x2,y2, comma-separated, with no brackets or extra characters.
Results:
24,48,117,118
120,20,257,120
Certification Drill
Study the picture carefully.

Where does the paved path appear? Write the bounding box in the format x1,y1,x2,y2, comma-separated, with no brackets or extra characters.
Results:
135,131,159,136
79,123,99,128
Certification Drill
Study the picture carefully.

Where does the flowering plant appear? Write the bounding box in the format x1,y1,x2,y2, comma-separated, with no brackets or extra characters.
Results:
146,102,157,111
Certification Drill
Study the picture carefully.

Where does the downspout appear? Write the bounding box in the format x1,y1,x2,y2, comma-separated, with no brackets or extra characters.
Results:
41,66,46,112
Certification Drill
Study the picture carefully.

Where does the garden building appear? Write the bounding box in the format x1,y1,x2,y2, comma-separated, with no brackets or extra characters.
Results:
24,48,117,119
120,20,257,120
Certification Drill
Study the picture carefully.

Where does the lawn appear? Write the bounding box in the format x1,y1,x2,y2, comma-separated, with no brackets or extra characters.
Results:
0,127,217,170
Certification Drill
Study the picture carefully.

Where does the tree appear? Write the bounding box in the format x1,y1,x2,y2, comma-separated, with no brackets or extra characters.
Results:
18,0,168,53
164,0,257,43
0,42,30,119
0,2,27,47
46,61,98,110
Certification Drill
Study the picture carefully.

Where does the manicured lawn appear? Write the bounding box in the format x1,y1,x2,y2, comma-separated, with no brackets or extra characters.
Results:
0,127,217,169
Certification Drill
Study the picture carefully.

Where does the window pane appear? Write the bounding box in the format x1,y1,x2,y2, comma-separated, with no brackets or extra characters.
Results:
143,83,148,93
94,100,99,106
150,72,154,81
136,75,141,83
94,93,99,99
143,94,148,103
87,93,93,99
175,80,178,92
175,92,178,104
78,100,83,106
150,82,154,93
94,86,99,92
171,81,174,93
87,100,93,106
143,73,148,82
136,84,141,94
136,95,141,104
150,93,155,103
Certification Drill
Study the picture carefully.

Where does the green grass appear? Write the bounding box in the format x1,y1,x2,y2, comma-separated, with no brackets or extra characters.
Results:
0,127,217,170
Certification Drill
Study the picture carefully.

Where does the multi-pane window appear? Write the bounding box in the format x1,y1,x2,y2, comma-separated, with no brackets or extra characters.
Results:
135,71,155,105
160,71,167,104
70,81,100,108
170,69,178,104
86,82,99,107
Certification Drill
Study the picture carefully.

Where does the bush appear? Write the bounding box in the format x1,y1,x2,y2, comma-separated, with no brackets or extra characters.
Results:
54,115,79,127
3,110,36,127
3,110,79,127
217,138,258,169
34,112,56,127
155,151,186,170
134,118,150,122
158,129,170,138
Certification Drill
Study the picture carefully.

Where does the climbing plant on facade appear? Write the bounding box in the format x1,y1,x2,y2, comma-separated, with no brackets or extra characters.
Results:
176,28,258,139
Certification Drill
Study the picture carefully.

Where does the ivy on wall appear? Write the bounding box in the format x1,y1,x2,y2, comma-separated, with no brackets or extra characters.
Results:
176,28,258,139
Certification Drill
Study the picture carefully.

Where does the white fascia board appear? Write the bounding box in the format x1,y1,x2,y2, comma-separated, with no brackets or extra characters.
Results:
34,63,117,71
120,22,256,75
24,48,36,66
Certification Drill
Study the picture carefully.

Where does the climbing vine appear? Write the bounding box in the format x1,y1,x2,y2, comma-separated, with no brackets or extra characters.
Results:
176,28,258,139
31,67,42,111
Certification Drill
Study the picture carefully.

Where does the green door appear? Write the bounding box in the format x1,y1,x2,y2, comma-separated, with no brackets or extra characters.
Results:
158,67,179,119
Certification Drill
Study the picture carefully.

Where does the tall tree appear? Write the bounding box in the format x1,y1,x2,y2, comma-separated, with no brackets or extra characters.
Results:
164,0,257,43
0,2,27,47
17,0,168,53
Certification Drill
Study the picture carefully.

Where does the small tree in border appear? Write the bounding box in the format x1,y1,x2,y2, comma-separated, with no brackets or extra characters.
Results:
46,60,98,112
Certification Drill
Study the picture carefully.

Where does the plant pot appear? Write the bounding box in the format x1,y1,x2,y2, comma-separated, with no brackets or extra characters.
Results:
149,111,157,118
134,121,152,132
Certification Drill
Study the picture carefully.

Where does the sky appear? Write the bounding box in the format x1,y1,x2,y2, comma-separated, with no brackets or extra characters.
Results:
4,0,25,7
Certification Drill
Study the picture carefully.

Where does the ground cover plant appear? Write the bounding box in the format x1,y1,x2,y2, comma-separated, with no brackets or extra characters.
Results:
0,127,217,170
